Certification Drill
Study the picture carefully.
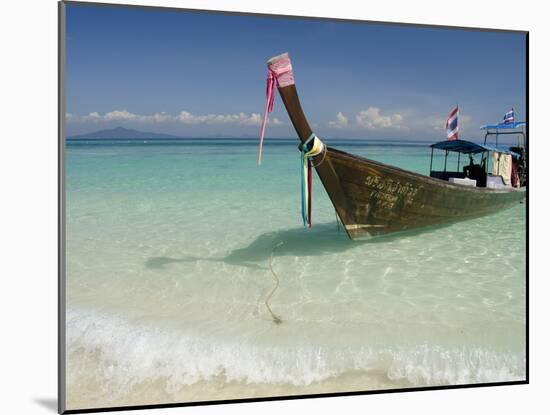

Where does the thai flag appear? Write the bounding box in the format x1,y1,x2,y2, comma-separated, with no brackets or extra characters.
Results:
446,106,459,140
503,108,514,124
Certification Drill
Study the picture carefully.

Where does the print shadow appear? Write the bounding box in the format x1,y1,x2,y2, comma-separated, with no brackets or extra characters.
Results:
144,221,448,271
34,398,57,412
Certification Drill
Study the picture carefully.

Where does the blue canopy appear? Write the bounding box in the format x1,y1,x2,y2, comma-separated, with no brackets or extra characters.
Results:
480,121,526,130
430,139,520,158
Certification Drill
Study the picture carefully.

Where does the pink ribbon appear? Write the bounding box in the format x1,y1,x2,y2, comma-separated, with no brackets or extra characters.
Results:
257,54,294,165
257,71,276,165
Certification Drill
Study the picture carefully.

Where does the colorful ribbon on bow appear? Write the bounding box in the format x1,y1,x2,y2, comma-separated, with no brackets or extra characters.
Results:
257,73,276,165
258,54,294,165
257,54,325,228
300,134,324,228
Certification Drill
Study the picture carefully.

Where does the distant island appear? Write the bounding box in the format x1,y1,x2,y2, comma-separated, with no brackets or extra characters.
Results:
68,127,183,140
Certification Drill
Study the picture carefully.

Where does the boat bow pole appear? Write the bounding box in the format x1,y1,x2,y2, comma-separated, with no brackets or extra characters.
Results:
258,53,356,237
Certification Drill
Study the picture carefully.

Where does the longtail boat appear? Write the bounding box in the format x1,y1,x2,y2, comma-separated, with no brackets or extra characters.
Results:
259,53,526,239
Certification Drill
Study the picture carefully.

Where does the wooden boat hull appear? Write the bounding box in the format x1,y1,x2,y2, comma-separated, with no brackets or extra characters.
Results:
317,146,526,239
264,53,526,240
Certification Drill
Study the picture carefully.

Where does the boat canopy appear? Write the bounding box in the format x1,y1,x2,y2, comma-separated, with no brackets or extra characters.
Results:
430,139,520,158
480,121,526,130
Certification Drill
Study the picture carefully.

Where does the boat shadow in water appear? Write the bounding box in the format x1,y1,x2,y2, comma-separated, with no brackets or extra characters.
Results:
145,223,350,270
145,221,451,271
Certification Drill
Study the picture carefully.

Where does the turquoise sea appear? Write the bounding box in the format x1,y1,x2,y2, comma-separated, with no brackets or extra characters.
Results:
65,139,526,409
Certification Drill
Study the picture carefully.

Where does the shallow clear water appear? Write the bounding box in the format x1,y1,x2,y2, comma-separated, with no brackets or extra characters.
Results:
65,139,526,409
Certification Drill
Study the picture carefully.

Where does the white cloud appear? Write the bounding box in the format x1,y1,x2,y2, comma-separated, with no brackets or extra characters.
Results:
75,111,102,122
328,112,349,129
142,111,172,123
355,107,404,130
176,111,271,126
86,111,102,120
104,110,139,121
66,110,282,127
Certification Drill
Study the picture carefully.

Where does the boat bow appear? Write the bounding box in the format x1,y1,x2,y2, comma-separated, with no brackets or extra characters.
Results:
263,53,525,239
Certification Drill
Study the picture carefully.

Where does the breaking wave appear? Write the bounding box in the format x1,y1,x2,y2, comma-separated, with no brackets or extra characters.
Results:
66,307,525,400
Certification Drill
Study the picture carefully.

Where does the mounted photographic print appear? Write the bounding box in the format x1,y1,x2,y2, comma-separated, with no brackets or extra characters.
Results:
59,1,528,413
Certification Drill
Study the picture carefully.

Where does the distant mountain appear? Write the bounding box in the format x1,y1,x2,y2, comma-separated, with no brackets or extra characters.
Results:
68,127,182,139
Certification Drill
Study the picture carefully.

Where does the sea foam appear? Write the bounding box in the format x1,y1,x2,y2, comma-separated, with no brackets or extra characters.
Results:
67,307,525,400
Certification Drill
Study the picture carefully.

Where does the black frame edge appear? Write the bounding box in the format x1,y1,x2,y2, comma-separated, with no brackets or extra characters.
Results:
525,31,529,384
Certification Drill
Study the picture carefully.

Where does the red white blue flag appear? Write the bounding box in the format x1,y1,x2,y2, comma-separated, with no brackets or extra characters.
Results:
446,106,459,140
503,108,514,124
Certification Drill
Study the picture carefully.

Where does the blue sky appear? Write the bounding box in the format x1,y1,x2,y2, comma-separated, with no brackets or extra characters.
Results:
65,3,526,140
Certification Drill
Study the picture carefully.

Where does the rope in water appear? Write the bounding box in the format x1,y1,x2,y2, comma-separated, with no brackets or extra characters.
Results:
300,133,325,228
265,242,284,324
